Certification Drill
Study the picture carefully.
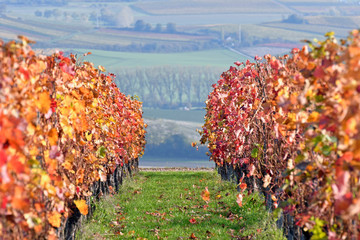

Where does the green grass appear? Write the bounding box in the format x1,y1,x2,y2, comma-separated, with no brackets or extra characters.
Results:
77,171,285,239
73,48,247,69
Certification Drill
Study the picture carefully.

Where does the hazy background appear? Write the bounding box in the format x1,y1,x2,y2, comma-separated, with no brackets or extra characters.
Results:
1,0,359,167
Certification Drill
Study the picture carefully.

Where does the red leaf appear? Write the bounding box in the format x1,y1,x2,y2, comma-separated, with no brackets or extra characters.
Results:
291,48,300,54
239,183,247,191
1,196,8,209
189,218,197,224
0,150,7,167
50,98,57,112
313,66,325,79
9,156,25,174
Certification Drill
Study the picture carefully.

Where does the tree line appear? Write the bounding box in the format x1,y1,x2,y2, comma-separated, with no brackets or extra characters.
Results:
114,66,225,109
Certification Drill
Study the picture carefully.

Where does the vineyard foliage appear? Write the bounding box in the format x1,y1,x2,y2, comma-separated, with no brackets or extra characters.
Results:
0,37,146,238
199,30,360,238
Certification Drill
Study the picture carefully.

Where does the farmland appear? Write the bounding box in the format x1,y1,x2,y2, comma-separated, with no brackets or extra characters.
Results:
132,0,291,15
75,48,245,69
1,0,358,58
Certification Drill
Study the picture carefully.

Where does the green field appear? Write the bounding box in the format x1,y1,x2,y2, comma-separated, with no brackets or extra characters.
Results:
75,48,247,70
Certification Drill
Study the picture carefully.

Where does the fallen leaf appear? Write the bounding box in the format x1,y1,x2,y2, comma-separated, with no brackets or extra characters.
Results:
236,193,243,207
190,233,197,239
263,174,272,188
239,182,247,191
201,187,210,202
189,218,197,224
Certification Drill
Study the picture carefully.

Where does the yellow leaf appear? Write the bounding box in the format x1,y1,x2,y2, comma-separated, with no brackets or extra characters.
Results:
48,211,62,228
307,111,319,123
74,199,88,215
344,117,357,135
35,92,51,114
60,118,73,138
98,65,106,72
27,123,36,136
85,132,92,141
41,174,51,188
62,161,72,171
48,128,58,146
62,95,73,108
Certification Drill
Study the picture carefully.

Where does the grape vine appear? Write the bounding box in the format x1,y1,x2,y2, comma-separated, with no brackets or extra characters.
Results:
199,30,360,238
0,37,146,238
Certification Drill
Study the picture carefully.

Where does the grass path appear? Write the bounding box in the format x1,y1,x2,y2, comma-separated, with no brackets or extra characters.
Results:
77,170,284,239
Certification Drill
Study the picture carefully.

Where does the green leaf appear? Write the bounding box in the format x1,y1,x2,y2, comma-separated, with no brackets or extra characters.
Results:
295,154,305,163
321,145,332,156
325,31,335,38
309,217,327,240
97,146,107,158
251,147,259,158
315,95,324,102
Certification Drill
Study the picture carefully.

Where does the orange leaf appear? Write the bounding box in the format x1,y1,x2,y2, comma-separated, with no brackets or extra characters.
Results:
48,211,62,228
48,128,58,146
307,111,320,123
35,92,51,114
239,182,247,191
74,199,88,215
190,233,197,239
201,187,210,202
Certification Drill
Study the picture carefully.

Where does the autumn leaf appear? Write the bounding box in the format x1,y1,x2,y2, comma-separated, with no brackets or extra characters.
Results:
48,211,62,228
98,65,106,72
74,199,88,215
201,187,210,202
48,128,58,146
307,111,320,123
263,174,272,188
190,233,197,239
239,182,247,191
189,218,197,224
0,150,7,167
85,131,92,141
236,193,243,207
35,92,51,114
